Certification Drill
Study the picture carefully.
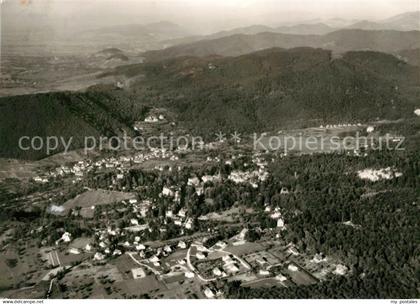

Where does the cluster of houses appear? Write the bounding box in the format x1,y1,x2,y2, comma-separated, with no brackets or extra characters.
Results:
266,206,286,229
227,153,270,188
143,114,166,123
319,123,362,129
357,167,403,182
33,147,180,185
33,160,92,184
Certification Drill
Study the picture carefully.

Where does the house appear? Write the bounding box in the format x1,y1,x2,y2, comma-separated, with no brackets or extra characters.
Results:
224,263,239,274
94,252,105,261
185,218,193,230
213,267,222,276
178,241,187,249
178,209,187,218
366,126,375,133
276,274,287,282
196,252,206,260
334,264,348,276
259,270,270,276
270,211,282,219
113,249,122,256
288,264,298,272
132,267,146,279
280,187,289,195
204,288,215,299
312,253,327,263
185,271,195,279
130,219,139,226
287,246,300,256
149,255,160,263
136,244,146,251
162,187,174,197
85,244,92,252
164,245,172,253
277,219,285,228
68,248,81,255
187,177,200,187
145,115,159,123
56,232,72,245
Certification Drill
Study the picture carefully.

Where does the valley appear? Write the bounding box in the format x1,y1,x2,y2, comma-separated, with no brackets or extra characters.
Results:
0,6,419,300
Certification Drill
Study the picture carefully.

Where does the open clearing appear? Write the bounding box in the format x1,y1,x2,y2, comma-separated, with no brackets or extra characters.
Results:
56,189,136,217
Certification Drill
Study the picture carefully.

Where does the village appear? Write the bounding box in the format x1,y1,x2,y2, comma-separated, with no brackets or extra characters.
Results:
2,112,410,299
0,137,356,299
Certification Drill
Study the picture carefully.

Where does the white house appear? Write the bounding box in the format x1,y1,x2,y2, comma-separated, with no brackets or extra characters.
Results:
196,252,206,260
94,252,105,261
204,288,215,299
130,219,139,226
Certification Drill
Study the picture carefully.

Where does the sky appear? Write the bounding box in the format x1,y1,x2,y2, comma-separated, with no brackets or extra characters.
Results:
2,0,419,34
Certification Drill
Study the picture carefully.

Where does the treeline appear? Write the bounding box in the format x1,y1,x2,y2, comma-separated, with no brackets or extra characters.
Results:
225,151,420,298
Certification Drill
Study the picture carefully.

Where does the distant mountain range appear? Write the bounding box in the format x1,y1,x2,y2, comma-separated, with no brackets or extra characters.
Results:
347,11,420,31
110,48,419,135
162,11,420,48
3,11,419,55
144,29,420,61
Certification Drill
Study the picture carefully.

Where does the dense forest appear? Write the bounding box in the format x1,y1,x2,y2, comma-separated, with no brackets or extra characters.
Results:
0,90,148,160
224,151,420,298
110,48,420,137
2,47,419,159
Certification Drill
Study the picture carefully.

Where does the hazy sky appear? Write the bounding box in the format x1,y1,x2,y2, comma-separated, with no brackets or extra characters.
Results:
2,0,419,33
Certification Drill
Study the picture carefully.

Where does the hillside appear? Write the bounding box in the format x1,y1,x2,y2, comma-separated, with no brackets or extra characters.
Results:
112,48,420,135
143,29,420,62
163,23,336,48
144,32,320,61
397,48,420,66
3,48,419,159
0,91,146,160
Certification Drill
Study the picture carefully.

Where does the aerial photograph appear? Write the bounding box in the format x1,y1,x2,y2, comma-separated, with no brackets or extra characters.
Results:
0,0,419,302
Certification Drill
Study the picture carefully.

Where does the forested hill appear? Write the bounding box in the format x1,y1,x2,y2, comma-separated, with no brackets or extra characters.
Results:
111,47,420,134
0,91,147,160
143,29,420,62
2,48,419,160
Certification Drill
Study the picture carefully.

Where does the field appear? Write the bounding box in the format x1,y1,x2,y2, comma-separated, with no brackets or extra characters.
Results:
0,242,49,294
224,242,266,257
58,189,136,217
0,159,38,180
284,263,319,286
